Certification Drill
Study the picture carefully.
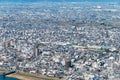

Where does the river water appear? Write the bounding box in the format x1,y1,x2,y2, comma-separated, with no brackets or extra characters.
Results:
0,76,19,80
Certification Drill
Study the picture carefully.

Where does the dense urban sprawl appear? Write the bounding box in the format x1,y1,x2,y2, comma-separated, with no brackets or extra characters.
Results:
0,2,120,80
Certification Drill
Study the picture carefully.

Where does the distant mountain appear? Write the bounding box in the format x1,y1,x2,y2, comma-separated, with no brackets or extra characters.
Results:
0,0,119,2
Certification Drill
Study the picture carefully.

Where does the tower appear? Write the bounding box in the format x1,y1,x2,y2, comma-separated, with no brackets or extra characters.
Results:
65,58,71,69
33,43,42,57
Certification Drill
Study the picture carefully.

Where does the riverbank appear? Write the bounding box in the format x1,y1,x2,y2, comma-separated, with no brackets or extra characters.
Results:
0,68,59,80
8,72,59,80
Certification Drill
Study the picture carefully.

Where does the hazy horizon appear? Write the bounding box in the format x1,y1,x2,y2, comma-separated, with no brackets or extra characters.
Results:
0,0,119,2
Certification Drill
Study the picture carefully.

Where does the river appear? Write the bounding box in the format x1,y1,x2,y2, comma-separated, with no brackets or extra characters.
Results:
0,76,19,80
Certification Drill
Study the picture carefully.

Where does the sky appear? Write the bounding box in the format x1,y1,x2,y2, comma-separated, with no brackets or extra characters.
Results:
0,0,119,2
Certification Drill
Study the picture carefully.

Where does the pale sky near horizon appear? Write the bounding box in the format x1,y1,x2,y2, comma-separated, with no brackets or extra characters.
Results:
0,0,119,2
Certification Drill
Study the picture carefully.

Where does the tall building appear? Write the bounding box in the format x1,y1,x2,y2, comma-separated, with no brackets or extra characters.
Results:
33,47,38,57
65,58,71,69
3,41,10,48
18,45,22,52
33,44,42,57
119,54,120,63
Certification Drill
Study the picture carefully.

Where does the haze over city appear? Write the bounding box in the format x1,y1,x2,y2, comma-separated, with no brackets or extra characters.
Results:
0,0,120,2
0,0,120,80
